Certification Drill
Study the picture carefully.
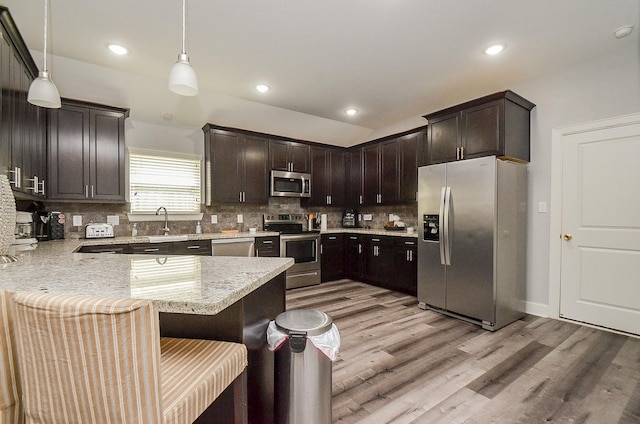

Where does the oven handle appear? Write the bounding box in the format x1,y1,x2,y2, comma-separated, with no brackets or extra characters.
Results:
279,233,320,241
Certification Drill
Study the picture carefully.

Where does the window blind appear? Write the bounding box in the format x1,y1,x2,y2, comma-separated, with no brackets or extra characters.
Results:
129,152,201,213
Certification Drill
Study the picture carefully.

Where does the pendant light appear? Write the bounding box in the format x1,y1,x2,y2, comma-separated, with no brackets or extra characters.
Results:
169,0,198,96
27,0,61,108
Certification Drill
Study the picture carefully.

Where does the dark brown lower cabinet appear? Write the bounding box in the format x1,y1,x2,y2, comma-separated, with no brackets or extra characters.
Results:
391,238,417,296
345,234,364,280
363,235,394,286
320,234,344,282
78,240,212,256
255,236,280,257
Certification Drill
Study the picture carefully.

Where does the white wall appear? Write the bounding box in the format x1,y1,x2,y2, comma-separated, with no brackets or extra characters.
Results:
509,42,640,313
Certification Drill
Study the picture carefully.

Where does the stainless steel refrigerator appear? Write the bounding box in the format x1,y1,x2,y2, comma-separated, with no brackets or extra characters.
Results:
417,156,527,331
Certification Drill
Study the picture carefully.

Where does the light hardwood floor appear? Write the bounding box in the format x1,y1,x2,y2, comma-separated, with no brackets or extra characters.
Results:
286,280,640,424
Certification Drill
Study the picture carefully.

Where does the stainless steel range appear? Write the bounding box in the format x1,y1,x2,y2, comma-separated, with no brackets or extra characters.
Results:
263,214,321,289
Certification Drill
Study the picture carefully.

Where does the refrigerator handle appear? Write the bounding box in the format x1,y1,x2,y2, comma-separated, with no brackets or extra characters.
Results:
439,187,447,265
443,186,452,266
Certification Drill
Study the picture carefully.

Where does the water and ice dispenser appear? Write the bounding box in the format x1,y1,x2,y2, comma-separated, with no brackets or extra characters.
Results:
423,214,439,241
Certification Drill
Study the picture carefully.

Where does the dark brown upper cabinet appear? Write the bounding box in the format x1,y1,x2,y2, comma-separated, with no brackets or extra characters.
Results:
307,146,345,207
345,148,363,207
269,139,310,173
398,129,425,203
48,99,129,202
0,8,46,199
203,125,269,205
424,90,535,165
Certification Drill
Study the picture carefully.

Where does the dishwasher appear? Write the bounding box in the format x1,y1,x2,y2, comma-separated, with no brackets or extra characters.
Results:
211,237,255,257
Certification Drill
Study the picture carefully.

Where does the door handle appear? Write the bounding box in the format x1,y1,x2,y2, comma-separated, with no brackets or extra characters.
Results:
563,234,573,241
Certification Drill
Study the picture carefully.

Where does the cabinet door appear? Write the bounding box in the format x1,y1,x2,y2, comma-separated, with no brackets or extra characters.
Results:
399,132,418,203
427,111,459,165
380,139,399,205
392,238,417,295
461,100,503,159
255,236,280,257
345,149,363,207
242,135,269,204
48,105,91,200
309,146,328,206
0,27,11,176
362,144,379,205
363,236,393,286
328,149,345,207
289,142,310,173
321,234,344,282
10,54,24,192
90,108,126,201
269,139,290,171
345,235,363,280
209,130,242,203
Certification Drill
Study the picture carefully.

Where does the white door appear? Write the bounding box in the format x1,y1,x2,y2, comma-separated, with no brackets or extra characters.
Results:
559,119,640,335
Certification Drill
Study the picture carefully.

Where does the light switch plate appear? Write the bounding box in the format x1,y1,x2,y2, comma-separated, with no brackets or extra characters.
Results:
538,202,548,213
237,214,243,223
72,215,82,227
211,214,218,224
107,215,119,225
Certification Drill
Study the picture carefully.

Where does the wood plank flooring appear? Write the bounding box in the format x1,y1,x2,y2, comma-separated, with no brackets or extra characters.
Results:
286,280,640,424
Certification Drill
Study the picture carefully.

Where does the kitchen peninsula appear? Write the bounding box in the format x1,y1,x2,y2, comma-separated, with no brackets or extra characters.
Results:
0,239,293,423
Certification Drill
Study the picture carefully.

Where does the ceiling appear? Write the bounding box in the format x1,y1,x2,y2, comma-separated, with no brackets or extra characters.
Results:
2,0,638,147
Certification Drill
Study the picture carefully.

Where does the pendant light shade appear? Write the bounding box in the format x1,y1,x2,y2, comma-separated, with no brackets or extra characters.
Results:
169,0,198,96
28,0,61,109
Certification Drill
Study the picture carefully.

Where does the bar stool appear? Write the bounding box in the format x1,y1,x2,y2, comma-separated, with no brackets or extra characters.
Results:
11,291,247,424
0,289,22,424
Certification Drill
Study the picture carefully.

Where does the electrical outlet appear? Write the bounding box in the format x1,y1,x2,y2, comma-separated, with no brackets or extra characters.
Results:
107,215,119,225
237,214,243,223
72,215,82,227
363,214,373,221
211,214,218,224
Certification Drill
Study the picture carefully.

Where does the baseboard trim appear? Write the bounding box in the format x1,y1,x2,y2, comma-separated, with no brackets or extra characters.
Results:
525,301,549,318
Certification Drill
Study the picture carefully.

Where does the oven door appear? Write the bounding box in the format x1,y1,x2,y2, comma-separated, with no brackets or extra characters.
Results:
280,233,321,288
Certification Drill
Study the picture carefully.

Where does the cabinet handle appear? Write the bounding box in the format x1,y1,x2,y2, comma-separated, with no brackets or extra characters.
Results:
358,244,362,254
39,179,45,195
85,185,89,198
329,236,337,240
460,146,465,160
372,238,380,242
8,167,20,188
328,195,332,205
405,241,415,245
262,240,273,244
406,250,410,261
186,245,201,249
410,250,413,261
320,245,323,254
359,195,363,205
349,236,357,240
91,185,94,198
144,248,160,252
26,175,38,192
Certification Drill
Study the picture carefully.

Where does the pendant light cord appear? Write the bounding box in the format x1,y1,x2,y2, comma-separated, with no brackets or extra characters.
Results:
43,0,48,72
181,0,186,55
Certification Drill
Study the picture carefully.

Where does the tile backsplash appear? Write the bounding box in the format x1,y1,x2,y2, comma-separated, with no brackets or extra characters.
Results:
17,198,418,239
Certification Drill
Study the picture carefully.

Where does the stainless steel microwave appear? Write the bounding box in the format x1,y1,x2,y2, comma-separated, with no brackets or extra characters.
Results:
270,170,311,198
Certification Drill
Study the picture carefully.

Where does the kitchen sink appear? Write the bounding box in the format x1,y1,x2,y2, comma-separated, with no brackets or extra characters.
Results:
147,235,189,243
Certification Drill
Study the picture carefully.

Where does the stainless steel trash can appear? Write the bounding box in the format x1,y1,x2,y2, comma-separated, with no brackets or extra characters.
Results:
274,309,334,424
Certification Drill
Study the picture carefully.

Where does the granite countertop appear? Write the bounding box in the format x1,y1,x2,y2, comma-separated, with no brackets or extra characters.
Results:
1,238,293,315
80,230,281,247
321,227,418,238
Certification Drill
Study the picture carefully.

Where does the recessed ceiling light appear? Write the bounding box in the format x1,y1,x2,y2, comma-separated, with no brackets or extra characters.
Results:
161,111,175,120
614,25,634,39
107,44,128,55
484,44,505,55
345,108,358,116
256,84,270,93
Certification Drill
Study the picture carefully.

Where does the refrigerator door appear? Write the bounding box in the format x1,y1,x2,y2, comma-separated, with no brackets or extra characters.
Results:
417,164,447,309
445,156,496,322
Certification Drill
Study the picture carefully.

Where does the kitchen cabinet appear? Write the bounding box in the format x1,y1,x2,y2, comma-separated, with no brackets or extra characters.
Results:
269,139,310,173
363,139,399,205
0,8,46,199
48,99,129,202
344,234,364,280
203,125,269,205
321,234,344,282
391,237,417,296
345,148,363,207
172,240,212,256
424,90,535,165
308,146,345,207
398,128,425,204
77,244,130,254
255,236,280,257
362,235,394,287
78,240,212,256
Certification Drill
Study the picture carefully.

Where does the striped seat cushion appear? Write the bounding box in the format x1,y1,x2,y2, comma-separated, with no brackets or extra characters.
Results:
160,338,247,424
0,290,22,424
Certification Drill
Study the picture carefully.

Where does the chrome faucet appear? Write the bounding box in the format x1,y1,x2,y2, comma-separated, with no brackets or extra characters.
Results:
155,206,170,235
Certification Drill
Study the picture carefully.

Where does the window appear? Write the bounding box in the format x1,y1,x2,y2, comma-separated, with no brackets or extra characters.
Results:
129,149,201,213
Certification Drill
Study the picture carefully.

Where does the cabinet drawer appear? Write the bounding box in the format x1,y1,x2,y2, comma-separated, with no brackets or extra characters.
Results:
255,236,280,257
78,244,129,254
173,240,212,256
131,243,172,255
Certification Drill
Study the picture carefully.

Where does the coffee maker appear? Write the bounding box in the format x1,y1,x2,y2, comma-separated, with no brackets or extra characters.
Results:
342,209,358,228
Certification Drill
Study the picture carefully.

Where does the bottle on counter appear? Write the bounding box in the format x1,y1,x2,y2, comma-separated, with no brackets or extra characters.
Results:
131,223,138,237
195,221,202,234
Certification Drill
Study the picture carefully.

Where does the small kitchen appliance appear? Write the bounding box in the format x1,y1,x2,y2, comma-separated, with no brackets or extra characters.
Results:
341,209,358,228
85,223,115,239
13,212,37,245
